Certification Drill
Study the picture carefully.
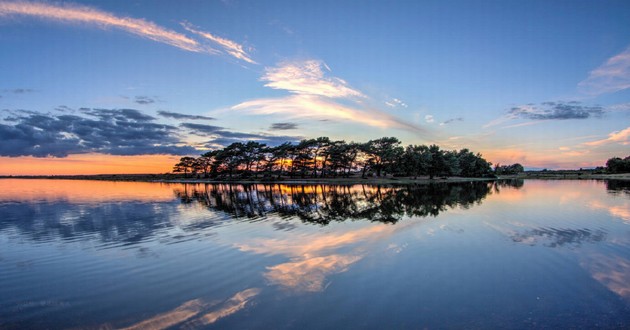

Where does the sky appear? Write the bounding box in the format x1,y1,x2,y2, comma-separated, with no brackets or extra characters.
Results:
1,0,629,174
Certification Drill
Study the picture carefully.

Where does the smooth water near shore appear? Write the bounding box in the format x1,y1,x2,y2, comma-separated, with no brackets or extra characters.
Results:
1,179,629,329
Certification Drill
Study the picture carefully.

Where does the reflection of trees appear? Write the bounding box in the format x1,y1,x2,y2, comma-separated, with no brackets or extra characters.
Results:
0,180,522,244
173,181,514,224
605,180,630,196
512,228,607,248
491,179,524,195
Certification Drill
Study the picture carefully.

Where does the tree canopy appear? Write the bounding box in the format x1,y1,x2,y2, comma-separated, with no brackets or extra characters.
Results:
172,136,495,179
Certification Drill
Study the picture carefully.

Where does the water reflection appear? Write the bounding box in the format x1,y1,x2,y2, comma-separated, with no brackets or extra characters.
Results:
2,179,630,328
582,254,630,300
173,181,505,224
0,181,513,246
511,227,607,247
605,180,630,196
119,288,261,330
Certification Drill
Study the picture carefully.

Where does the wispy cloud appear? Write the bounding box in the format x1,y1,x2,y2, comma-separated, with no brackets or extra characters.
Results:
261,60,364,98
424,115,434,123
509,102,604,120
179,122,302,148
233,94,418,131
584,126,630,146
234,60,426,133
134,96,155,105
0,1,215,54
157,110,215,121
440,117,463,126
270,122,298,130
485,101,605,128
385,97,407,108
578,46,630,96
182,22,256,64
2,88,35,94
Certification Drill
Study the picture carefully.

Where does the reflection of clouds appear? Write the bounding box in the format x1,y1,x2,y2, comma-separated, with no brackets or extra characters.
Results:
119,288,260,329
195,288,261,326
511,227,606,248
122,299,210,330
589,200,630,222
484,221,607,248
237,222,415,293
236,224,395,258
582,255,630,300
265,254,361,292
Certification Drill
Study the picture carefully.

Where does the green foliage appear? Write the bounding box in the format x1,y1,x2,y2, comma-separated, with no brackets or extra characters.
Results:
494,163,524,175
172,136,494,179
606,156,630,173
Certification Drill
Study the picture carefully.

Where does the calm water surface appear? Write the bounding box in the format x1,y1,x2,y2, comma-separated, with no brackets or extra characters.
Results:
1,179,629,329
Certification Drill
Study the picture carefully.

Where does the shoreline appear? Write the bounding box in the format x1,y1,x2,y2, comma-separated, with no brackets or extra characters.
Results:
1,172,629,184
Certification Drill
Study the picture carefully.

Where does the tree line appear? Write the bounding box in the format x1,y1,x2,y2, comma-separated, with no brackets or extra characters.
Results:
172,137,501,179
606,155,630,174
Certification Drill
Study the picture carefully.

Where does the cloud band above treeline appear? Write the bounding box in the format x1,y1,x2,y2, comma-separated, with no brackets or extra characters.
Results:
0,108,300,158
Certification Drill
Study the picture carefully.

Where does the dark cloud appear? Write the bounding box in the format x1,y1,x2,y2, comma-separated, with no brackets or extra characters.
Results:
0,107,302,158
0,108,196,157
440,117,463,125
509,102,604,120
54,105,74,113
179,123,224,135
179,122,301,148
81,108,156,122
270,122,298,130
157,110,215,121
206,134,301,148
134,96,155,105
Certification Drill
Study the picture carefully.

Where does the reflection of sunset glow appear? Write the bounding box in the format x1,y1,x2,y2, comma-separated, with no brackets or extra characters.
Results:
236,221,415,292
0,179,179,203
265,254,361,292
237,224,395,258
197,288,261,325
582,255,630,300
589,200,630,222
121,299,209,330
0,153,178,175
118,288,260,329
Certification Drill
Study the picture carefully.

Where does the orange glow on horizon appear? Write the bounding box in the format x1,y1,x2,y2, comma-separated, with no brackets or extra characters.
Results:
0,179,179,202
0,153,181,175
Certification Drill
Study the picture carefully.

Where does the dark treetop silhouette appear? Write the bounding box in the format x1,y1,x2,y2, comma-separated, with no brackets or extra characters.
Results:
172,137,498,180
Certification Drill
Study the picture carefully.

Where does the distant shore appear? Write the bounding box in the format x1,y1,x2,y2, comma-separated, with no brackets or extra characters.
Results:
1,172,629,184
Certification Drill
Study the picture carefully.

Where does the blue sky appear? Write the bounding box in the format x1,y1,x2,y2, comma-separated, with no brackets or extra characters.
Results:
1,0,629,173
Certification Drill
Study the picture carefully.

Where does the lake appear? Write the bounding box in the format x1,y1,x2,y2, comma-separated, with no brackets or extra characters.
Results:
1,179,629,329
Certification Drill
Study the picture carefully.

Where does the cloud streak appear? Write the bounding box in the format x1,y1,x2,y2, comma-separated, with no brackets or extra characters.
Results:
485,101,606,128
509,102,604,120
182,22,256,64
261,60,364,98
578,46,630,96
0,1,256,64
179,122,302,148
157,110,215,121
0,1,213,54
584,126,630,147
234,60,426,133
270,122,298,130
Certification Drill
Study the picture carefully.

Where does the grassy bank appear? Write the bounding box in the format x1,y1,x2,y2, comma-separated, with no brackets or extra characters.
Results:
2,172,629,184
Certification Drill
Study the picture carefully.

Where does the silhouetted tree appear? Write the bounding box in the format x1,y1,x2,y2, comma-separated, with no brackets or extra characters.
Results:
606,156,630,174
173,156,197,177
